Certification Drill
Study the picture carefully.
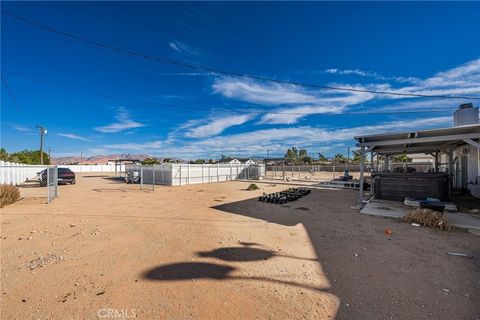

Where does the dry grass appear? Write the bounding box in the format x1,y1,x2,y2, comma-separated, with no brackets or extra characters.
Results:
246,183,259,191
0,184,21,208
403,208,451,231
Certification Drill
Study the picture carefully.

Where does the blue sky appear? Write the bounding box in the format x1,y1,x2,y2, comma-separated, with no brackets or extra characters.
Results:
1,2,480,159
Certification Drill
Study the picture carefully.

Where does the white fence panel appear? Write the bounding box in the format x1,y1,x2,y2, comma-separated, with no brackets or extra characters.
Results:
59,164,125,173
0,161,48,185
124,163,265,186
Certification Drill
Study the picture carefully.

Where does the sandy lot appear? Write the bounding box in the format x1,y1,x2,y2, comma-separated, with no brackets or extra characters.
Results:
1,174,479,319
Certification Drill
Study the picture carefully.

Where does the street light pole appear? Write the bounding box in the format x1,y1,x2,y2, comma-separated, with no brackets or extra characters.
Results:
36,125,47,165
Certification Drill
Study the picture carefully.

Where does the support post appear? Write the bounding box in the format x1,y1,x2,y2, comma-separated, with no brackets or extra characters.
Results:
448,150,453,175
370,151,374,172
358,146,366,206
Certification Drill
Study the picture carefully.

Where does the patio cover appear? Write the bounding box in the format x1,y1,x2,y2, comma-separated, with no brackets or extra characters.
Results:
353,124,480,205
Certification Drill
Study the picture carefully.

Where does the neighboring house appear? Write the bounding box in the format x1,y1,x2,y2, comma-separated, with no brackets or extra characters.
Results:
263,158,287,165
217,157,257,165
408,154,434,163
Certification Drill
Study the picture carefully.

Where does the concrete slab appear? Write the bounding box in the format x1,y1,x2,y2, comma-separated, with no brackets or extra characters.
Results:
360,199,406,219
445,212,480,231
361,199,480,232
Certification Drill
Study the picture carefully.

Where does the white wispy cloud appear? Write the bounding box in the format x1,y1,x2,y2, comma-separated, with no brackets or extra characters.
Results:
324,68,419,83
58,133,91,142
169,40,198,55
100,116,451,157
213,77,379,124
184,114,254,138
394,58,480,98
158,72,206,76
12,125,31,132
94,107,146,133
213,58,479,124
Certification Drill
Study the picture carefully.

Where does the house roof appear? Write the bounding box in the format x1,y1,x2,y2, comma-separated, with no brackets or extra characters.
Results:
354,124,480,155
217,157,254,163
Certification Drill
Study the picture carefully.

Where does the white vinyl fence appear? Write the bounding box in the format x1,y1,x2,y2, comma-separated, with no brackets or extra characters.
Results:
59,164,125,173
126,163,265,186
2,161,265,187
0,161,48,185
0,162,125,185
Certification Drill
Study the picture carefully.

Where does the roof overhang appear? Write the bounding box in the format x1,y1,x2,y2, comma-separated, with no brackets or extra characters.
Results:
354,124,480,155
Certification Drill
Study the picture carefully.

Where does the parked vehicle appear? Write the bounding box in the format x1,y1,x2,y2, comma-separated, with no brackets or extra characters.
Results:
39,168,76,186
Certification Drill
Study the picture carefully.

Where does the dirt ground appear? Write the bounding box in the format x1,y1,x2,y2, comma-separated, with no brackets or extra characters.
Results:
1,173,479,320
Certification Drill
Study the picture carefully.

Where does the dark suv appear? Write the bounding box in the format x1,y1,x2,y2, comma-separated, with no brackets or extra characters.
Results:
39,168,76,186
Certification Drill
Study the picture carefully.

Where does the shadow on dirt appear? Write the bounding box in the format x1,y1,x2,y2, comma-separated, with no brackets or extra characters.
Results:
82,175,112,178
196,245,316,262
144,262,235,281
142,260,327,293
197,247,274,261
18,183,41,189
101,176,126,182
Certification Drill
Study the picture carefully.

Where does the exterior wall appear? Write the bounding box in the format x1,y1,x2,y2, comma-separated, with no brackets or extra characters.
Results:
438,145,480,198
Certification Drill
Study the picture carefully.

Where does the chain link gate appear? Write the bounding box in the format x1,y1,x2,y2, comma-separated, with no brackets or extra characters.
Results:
140,165,155,191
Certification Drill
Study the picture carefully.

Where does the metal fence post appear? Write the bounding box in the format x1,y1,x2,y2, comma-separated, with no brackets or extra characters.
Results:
179,164,182,186
140,165,143,189
0,161,3,185
47,167,50,203
152,166,155,191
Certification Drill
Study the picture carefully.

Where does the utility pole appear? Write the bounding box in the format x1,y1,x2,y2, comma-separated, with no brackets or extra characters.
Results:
48,147,51,160
266,150,271,158
347,146,350,170
36,125,47,165
80,152,83,164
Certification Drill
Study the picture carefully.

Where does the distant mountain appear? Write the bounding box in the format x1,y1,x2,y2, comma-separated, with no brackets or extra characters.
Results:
52,154,154,165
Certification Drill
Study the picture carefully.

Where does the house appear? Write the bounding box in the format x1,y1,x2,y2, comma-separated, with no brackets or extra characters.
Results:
354,103,480,202
408,154,434,163
217,157,257,165
263,158,287,165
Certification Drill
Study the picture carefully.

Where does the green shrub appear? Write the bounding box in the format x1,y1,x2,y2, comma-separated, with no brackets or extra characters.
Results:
0,184,20,208
246,183,259,191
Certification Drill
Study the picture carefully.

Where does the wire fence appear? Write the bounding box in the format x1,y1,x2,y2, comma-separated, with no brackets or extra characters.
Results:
264,162,439,182
265,164,371,181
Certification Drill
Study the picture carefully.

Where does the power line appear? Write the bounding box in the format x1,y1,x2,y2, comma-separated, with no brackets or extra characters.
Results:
3,10,480,101
22,75,457,117
1,74,23,112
